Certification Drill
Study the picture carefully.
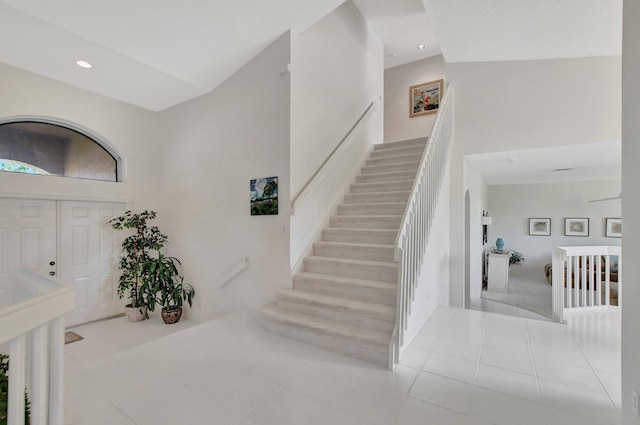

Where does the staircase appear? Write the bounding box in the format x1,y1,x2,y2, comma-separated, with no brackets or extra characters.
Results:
262,137,427,367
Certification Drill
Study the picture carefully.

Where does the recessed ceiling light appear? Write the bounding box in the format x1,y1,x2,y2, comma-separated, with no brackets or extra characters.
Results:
418,44,426,50
76,60,92,69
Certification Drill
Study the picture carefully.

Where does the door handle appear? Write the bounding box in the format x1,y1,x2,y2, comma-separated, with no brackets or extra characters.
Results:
49,271,56,276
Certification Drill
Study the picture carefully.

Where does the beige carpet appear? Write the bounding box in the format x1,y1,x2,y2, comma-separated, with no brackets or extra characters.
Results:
482,271,552,318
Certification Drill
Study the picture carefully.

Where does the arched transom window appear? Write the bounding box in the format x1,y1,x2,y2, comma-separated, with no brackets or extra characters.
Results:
0,121,118,182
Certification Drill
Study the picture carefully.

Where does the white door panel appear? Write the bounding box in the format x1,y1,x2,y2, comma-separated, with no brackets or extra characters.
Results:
0,199,57,307
60,201,126,327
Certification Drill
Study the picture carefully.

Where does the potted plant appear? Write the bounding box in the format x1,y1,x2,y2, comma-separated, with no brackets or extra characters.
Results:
109,210,167,321
0,354,30,425
147,253,194,324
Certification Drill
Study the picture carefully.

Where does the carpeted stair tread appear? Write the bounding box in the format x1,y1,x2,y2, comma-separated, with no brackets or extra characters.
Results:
349,180,415,193
356,170,418,183
262,303,391,351
293,272,396,306
329,215,403,230
373,138,427,151
369,145,425,158
314,240,396,250
313,240,396,262
366,152,424,166
337,202,407,216
361,160,421,174
322,228,398,244
305,256,398,268
304,256,398,283
294,272,397,291
344,191,412,204
277,288,395,322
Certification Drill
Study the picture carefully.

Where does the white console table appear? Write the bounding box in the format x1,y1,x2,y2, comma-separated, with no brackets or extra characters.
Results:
488,252,510,293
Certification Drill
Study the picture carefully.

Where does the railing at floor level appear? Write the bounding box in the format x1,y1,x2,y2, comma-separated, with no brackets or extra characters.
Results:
389,87,455,370
551,246,621,323
0,269,74,425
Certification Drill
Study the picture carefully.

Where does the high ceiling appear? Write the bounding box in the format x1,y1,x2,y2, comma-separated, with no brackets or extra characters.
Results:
0,0,622,111
466,141,622,186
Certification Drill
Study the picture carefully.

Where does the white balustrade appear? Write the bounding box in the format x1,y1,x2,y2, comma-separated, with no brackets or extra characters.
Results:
1,269,74,425
389,87,454,369
551,246,621,323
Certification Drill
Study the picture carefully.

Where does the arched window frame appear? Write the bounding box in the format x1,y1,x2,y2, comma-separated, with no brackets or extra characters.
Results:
0,116,123,182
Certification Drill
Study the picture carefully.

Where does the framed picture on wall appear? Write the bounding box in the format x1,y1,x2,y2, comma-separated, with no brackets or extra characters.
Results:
409,79,444,118
565,218,589,237
529,218,551,236
250,176,278,216
605,218,622,238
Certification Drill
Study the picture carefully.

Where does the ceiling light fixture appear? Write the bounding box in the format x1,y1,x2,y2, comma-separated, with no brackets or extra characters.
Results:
76,60,92,69
418,44,426,50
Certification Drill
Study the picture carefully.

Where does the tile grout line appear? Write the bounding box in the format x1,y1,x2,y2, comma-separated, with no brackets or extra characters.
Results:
523,319,543,401
565,316,619,409
474,312,488,385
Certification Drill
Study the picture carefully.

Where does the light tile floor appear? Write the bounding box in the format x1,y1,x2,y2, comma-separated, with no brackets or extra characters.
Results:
469,297,552,321
65,306,621,425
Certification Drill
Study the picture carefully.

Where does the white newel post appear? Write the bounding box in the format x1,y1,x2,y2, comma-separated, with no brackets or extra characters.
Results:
31,324,49,425
8,335,26,425
49,316,65,425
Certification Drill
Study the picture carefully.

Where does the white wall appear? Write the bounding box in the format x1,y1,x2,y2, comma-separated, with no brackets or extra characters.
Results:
384,55,446,143
487,180,622,276
447,56,622,307
0,62,159,205
290,0,384,199
157,33,292,322
622,2,640,423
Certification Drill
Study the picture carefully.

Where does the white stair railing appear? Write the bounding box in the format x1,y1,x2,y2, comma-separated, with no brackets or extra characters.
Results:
0,269,74,425
389,87,454,369
551,245,621,323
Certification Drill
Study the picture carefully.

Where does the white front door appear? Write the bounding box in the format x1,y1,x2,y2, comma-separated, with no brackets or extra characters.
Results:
59,201,126,327
0,199,57,297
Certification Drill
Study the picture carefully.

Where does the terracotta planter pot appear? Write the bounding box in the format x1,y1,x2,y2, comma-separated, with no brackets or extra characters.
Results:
124,304,147,322
161,307,183,324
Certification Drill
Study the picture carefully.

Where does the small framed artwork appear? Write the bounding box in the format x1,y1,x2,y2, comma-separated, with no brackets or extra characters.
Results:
410,79,444,118
565,218,589,237
529,218,551,236
250,176,278,216
605,218,622,238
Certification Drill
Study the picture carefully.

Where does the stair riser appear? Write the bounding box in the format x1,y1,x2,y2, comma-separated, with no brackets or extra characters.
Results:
361,161,420,174
374,138,427,151
322,229,397,245
314,243,395,262
276,299,394,333
262,319,388,367
350,181,413,193
337,204,406,216
344,192,410,204
356,171,416,183
293,277,396,306
369,146,425,158
330,216,401,230
304,258,398,283
366,153,424,166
